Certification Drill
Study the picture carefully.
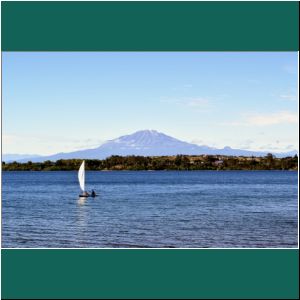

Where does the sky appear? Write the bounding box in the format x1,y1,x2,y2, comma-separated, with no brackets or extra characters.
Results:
2,52,298,155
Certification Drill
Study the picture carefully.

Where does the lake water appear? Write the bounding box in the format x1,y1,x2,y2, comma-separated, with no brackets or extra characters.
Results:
1,171,298,248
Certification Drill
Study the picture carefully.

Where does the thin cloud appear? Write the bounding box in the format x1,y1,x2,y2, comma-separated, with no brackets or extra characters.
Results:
161,97,211,110
223,111,298,127
258,143,298,152
239,139,255,149
285,144,296,150
248,111,297,126
279,94,297,101
185,98,209,107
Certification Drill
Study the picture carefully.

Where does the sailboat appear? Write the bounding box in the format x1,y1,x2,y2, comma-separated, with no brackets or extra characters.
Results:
78,160,97,198
78,160,89,197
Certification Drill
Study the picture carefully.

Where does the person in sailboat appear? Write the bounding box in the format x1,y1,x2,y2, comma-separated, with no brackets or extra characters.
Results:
91,190,96,197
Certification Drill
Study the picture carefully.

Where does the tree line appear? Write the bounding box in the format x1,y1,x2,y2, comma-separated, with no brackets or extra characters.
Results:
2,154,298,171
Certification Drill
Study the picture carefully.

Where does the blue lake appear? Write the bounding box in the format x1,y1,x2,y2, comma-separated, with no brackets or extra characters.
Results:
1,171,298,248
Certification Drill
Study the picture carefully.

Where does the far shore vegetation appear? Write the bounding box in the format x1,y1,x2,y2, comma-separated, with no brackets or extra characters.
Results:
2,154,298,171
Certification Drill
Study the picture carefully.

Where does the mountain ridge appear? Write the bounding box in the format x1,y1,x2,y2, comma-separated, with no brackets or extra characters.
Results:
3,130,298,162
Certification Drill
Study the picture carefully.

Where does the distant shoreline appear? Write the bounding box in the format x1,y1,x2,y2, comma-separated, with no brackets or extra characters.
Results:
2,154,298,171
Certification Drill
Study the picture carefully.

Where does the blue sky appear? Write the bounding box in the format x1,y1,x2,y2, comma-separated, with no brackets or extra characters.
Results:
2,52,298,155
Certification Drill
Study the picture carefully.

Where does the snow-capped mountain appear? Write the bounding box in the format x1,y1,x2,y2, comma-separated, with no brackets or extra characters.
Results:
4,130,298,162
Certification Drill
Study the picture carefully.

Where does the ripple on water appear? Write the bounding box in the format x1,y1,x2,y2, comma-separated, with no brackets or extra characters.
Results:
1,170,298,248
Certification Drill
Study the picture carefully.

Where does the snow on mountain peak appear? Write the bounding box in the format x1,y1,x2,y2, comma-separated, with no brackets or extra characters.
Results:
112,130,183,148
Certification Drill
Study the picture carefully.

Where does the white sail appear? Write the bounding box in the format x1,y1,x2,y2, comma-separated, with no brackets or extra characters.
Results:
78,160,85,192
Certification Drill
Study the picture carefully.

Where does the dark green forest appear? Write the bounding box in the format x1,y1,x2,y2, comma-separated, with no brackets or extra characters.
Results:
2,154,298,171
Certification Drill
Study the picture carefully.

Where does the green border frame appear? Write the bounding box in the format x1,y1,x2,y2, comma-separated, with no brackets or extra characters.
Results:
2,249,299,299
1,1,299,299
1,1,299,51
